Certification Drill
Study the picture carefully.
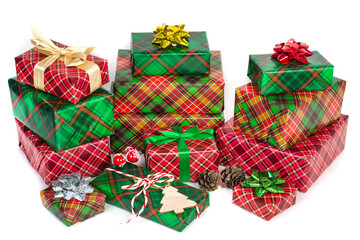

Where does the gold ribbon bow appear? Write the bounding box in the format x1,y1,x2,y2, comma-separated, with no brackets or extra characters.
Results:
152,23,190,48
30,27,101,92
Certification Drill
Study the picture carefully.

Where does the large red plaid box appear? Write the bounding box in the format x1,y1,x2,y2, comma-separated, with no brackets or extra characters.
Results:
232,182,296,221
144,125,219,182
15,41,109,104
41,188,106,226
16,119,111,186
216,115,349,192
234,77,345,150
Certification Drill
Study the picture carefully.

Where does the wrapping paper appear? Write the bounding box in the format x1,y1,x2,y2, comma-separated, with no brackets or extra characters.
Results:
41,188,106,226
131,32,210,76
16,119,111,185
15,41,109,104
91,164,209,232
233,182,296,221
9,78,114,152
234,78,345,150
216,115,349,192
111,113,224,153
114,50,224,114
248,51,334,95
144,125,219,182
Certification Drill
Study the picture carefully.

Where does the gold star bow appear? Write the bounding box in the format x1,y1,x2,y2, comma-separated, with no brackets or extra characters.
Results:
152,23,190,49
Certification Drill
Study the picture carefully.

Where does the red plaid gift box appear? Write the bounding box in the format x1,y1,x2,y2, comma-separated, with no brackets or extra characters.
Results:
233,182,296,221
144,125,219,182
216,115,349,192
15,41,109,104
16,118,111,186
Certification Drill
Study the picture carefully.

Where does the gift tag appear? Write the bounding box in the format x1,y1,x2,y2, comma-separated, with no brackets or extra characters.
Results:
159,186,197,214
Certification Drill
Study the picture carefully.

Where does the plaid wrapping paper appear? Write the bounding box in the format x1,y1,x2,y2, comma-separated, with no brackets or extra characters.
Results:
91,164,209,232
114,50,224,114
9,78,114,152
111,113,224,153
232,182,296,221
234,77,346,150
144,125,219,182
41,188,106,226
248,51,334,95
132,32,210,76
216,115,349,193
16,118,111,186
15,41,109,104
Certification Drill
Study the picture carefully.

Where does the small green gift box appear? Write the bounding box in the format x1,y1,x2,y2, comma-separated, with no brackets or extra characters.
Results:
248,51,334,95
131,32,211,76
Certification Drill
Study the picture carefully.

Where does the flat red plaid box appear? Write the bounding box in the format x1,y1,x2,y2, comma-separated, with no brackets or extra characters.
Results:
234,78,346,150
216,115,349,192
233,182,296,221
144,125,219,182
15,41,109,104
16,118,111,186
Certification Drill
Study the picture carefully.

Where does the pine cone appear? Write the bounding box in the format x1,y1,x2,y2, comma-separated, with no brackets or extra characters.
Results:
221,165,245,188
198,170,220,192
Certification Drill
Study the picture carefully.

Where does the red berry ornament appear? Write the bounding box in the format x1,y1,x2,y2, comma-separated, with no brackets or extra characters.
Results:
113,154,126,167
125,147,136,154
126,150,139,163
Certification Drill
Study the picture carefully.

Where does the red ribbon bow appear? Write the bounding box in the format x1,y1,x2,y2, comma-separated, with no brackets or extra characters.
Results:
271,38,313,64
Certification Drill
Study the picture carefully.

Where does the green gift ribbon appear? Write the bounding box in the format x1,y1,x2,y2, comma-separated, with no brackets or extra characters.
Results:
242,170,285,197
144,126,215,182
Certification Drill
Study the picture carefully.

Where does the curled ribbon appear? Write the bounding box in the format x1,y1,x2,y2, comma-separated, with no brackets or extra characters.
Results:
144,126,215,182
242,170,285,197
152,23,190,48
271,38,313,64
30,27,102,92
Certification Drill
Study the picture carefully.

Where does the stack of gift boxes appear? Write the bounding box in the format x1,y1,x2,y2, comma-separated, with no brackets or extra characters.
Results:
111,31,225,156
8,33,114,187
216,39,348,220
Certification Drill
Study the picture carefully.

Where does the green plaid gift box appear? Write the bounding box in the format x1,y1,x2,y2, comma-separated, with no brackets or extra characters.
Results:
114,50,224,114
111,113,224,153
248,51,334,95
91,164,209,232
234,77,346,150
132,32,210,76
9,78,114,152
41,188,106,226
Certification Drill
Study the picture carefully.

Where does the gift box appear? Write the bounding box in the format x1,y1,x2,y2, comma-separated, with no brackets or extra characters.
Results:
41,188,106,226
9,78,114,152
111,113,224,153
248,51,334,95
15,41,109,104
216,115,349,192
91,164,209,232
144,125,219,182
132,32,210,76
233,181,296,221
234,77,345,150
114,50,224,114
16,118,111,185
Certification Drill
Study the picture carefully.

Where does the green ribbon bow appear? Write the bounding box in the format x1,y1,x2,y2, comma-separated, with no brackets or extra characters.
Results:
144,126,215,182
242,170,285,197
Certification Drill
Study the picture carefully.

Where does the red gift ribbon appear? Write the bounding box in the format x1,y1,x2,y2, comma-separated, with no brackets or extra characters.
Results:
271,38,313,64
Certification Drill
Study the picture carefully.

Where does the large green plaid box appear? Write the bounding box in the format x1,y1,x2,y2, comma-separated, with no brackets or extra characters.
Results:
91,164,209,232
9,78,114,152
111,113,224,153
248,51,334,95
132,32,210,76
114,50,224,114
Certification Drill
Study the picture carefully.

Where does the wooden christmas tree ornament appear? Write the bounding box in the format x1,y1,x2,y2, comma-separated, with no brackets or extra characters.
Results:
159,186,197,214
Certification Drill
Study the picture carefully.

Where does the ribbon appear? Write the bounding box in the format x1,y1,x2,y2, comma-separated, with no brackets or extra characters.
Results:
241,170,285,197
30,27,102,92
271,38,313,64
152,23,190,48
52,173,94,201
144,126,215,182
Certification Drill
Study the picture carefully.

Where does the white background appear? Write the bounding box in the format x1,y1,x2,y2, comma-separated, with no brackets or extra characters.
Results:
1,0,359,239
